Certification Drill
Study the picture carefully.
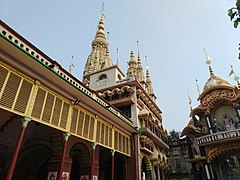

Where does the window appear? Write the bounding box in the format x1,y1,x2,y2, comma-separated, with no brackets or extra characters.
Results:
99,74,107,80
118,74,122,80
118,105,131,118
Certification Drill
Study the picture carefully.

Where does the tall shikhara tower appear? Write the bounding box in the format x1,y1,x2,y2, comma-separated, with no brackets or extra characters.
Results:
82,10,169,180
82,12,113,86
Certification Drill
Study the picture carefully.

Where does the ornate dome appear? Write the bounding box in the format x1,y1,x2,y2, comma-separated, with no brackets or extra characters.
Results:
203,66,233,91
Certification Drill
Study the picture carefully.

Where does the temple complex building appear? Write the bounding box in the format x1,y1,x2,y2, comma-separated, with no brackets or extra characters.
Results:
181,64,240,180
82,11,169,180
0,9,168,180
167,132,193,180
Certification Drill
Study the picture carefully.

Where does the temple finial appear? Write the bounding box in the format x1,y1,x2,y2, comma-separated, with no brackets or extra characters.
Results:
204,49,214,78
102,2,104,12
116,48,119,65
195,79,201,96
137,41,140,58
107,31,109,40
145,56,154,95
68,56,75,74
204,48,213,65
145,55,148,67
187,90,193,111
209,66,215,77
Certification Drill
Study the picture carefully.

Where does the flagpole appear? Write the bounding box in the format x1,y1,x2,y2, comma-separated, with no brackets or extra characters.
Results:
187,90,192,111
195,79,201,96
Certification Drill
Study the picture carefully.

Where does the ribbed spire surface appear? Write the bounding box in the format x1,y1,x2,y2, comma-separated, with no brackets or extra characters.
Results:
83,12,113,83
136,51,145,82
126,51,137,78
146,66,154,95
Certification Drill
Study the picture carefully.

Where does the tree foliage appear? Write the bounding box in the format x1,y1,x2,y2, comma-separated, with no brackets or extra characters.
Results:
228,0,240,28
169,129,180,140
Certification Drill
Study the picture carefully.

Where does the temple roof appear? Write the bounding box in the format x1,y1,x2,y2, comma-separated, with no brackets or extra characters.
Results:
203,66,233,92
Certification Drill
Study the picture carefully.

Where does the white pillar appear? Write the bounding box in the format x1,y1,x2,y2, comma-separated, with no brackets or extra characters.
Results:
157,166,161,180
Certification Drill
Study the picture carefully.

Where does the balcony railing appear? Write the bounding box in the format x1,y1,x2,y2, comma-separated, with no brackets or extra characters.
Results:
195,128,240,145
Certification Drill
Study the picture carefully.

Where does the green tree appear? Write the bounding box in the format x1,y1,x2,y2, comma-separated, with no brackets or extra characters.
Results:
228,0,240,28
169,129,180,140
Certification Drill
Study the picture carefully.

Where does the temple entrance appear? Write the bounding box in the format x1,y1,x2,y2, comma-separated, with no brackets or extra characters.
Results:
70,143,90,180
219,155,240,179
12,144,53,180
142,156,152,180
0,114,53,180
210,147,240,180
99,149,126,180
99,149,111,180
114,152,126,180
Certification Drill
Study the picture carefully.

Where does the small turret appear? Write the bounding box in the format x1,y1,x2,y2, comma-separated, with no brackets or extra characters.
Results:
126,51,137,78
136,45,145,82
146,66,154,95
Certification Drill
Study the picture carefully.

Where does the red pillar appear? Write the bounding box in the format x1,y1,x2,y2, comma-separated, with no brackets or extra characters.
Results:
111,150,115,180
58,132,71,180
90,143,97,180
6,117,31,180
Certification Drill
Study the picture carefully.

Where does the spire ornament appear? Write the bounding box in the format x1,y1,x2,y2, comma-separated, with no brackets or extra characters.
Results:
204,48,214,77
116,48,119,65
126,51,137,78
136,41,145,82
145,55,154,95
82,5,113,83
68,56,75,74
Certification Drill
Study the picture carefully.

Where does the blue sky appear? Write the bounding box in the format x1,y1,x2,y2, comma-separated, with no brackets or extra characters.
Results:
1,0,239,132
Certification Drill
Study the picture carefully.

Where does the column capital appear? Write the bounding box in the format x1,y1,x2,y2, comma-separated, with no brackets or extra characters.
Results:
111,149,115,156
92,142,97,150
35,80,41,85
63,132,71,141
21,117,31,128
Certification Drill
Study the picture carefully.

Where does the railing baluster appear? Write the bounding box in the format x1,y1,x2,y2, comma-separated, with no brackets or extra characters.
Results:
196,128,240,145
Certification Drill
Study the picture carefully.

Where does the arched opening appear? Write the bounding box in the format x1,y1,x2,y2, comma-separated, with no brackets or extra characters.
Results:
99,149,126,180
142,156,152,180
69,143,90,180
99,149,111,180
12,144,53,180
212,105,237,132
114,152,126,180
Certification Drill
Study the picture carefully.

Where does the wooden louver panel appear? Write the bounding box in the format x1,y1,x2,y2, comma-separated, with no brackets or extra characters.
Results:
114,130,130,155
0,63,131,156
51,97,62,126
83,114,90,138
109,128,112,147
31,88,46,119
77,111,84,136
70,107,78,133
89,117,94,140
31,87,70,129
0,65,33,114
69,107,95,141
60,102,69,128
42,92,55,123
96,121,101,143
0,65,8,95
14,80,33,113
0,72,21,109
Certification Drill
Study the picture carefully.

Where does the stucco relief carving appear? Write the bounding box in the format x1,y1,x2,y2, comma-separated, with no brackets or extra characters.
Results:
201,89,235,109
206,141,240,162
